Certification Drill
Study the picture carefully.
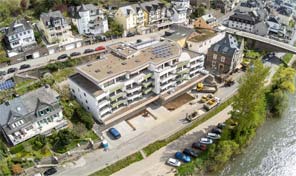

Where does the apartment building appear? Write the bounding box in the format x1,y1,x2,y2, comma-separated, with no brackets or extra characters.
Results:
4,19,36,51
114,4,145,34
170,0,191,24
68,39,206,122
69,4,109,35
140,1,170,29
0,86,67,145
39,10,73,44
228,11,261,33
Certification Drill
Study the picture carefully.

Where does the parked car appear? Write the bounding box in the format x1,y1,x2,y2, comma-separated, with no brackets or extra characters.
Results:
0,71,6,76
192,142,207,151
217,123,226,129
19,64,31,70
95,46,106,51
44,167,57,176
57,54,68,60
166,158,181,167
175,152,191,163
70,52,81,57
199,138,213,145
108,128,121,139
212,127,222,134
126,32,135,37
207,132,221,140
84,48,94,54
7,67,17,74
183,148,198,158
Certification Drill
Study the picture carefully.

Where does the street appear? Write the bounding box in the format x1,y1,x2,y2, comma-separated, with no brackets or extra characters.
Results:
0,30,166,74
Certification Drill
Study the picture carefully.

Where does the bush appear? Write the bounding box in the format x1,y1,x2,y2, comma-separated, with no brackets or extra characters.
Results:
49,129,79,153
11,164,23,175
31,135,46,150
74,107,94,130
10,144,24,154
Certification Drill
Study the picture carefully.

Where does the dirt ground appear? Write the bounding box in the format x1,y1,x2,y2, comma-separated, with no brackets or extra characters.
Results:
164,93,195,111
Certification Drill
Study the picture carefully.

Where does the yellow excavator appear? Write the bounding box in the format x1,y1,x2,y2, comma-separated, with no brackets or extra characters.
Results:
196,82,217,93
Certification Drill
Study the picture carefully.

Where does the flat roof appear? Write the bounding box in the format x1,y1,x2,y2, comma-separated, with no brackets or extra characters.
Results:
76,40,181,83
69,73,103,96
188,29,217,42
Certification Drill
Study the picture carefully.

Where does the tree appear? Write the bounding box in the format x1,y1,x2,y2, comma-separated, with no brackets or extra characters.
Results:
191,6,205,19
32,135,46,150
20,0,30,11
230,60,269,146
105,17,124,38
11,164,23,175
49,129,78,153
74,107,94,130
267,66,296,117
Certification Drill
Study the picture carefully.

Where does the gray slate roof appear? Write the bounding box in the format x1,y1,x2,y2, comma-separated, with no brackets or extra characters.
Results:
40,10,67,27
5,18,32,36
0,86,59,126
209,34,239,57
69,4,100,18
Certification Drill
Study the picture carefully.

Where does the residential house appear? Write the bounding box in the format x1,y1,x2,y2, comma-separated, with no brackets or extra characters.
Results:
169,0,191,24
187,29,225,54
114,4,145,34
193,14,218,30
140,1,170,30
68,39,207,123
238,0,259,12
266,16,287,38
0,86,68,146
39,10,73,44
228,11,261,33
213,0,237,13
206,34,244,75
69,4,109,36
4,19,40,58
276,6,293,26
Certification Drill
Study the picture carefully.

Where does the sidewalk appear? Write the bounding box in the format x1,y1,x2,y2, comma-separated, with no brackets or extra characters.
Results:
112,106,232,176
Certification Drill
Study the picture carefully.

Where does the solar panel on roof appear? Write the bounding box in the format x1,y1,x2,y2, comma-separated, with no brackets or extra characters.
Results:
0,80,15,91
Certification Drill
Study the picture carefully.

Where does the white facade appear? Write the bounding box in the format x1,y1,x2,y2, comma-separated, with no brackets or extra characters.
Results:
277,13,292,26
68,39,207,122
72,4,109,35
187,32,225,54
171,0,191,24
5,19,36,50
228,19,254,32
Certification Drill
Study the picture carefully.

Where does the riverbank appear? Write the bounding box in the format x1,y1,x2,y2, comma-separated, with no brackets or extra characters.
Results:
176,60,296,175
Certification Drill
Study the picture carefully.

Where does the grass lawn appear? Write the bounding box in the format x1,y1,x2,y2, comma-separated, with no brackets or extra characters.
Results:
89,152,143,176
143,97,234,156
282,53,293,64
52,68,76,82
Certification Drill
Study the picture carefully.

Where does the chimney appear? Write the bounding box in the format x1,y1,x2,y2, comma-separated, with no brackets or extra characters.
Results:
4,101,10,106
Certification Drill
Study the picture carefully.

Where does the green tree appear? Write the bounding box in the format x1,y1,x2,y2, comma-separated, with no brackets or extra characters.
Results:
74,107,94,130
230,60,269,146
191,6,205,19
267,66,296,117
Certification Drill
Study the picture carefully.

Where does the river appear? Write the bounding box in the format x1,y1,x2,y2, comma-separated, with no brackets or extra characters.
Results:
219,92,296,176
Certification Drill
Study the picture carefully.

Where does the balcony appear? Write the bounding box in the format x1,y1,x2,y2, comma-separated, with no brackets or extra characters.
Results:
160,80,176,91
177,61,189,68
177,69,190,75
108,83,124,93
142,81,153,88
143,87,153,95
126,85,142,94
98,100,110,109
111,99,127,109
190,62,204,68
127,92,143,101
143,73,153,80
158,66,177,76
110,92,126,102
160,74,176,83
100,107,112,116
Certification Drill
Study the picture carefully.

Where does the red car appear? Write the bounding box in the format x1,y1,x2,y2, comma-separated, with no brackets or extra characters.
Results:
95,46,106,51
192,142,207,151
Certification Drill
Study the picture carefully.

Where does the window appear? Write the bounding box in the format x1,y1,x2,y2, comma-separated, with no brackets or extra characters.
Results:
87,106,90,110
221,56,225,63
84,93,86,97
213,54,217,60
212,61,216,69
85,100,88,104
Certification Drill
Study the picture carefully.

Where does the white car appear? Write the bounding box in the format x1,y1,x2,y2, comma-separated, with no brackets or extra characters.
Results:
200,137,213,145
166,158,181,167
207,132,221,140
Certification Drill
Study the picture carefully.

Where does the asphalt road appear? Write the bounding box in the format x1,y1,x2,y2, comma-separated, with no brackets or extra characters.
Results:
0,30,166,76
